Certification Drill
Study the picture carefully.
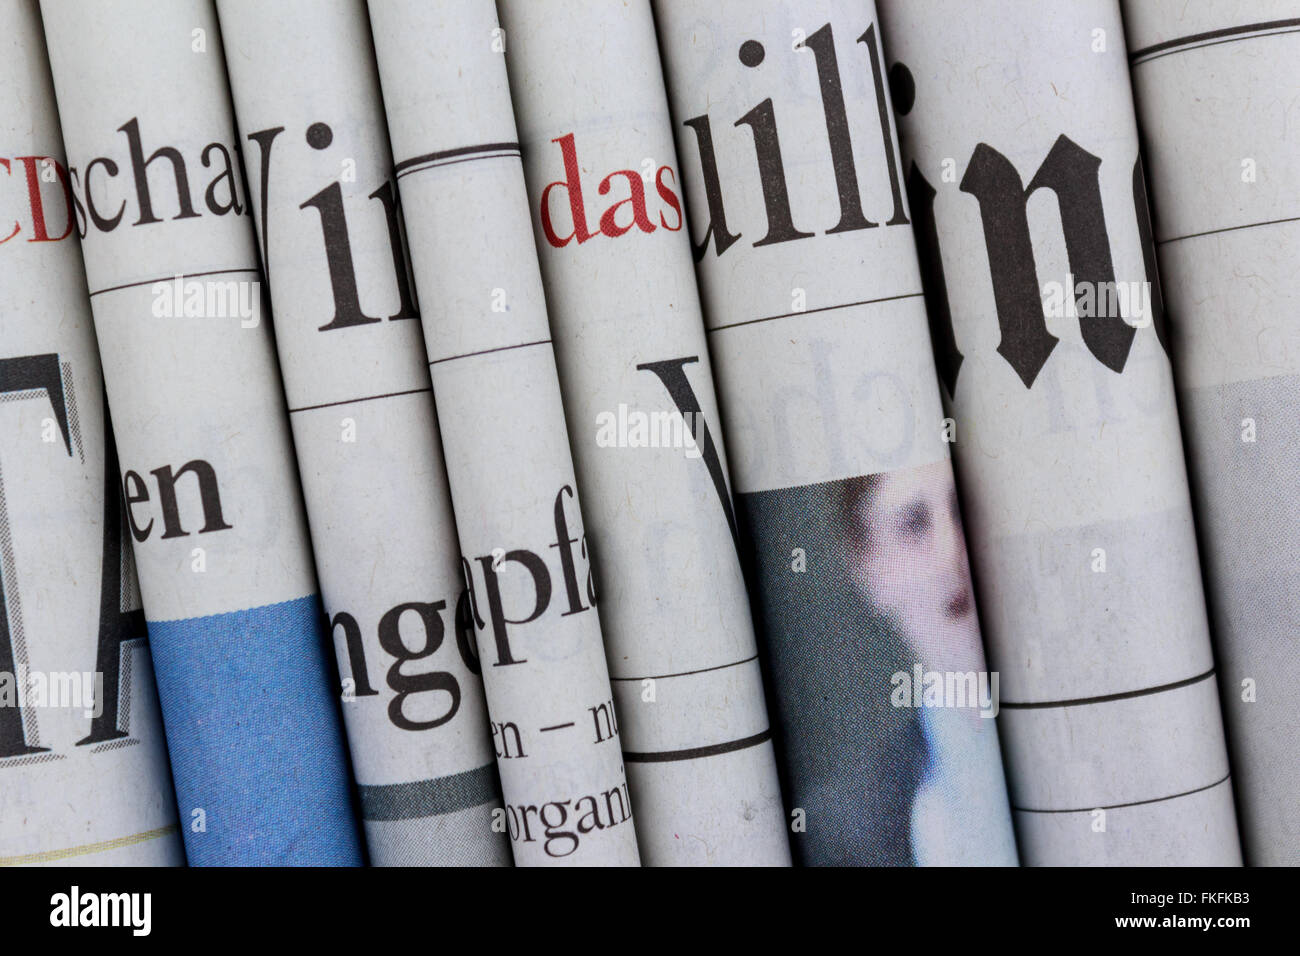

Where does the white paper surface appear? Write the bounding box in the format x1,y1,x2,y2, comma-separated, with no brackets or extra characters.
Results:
0,0,181,867
217,0,509,867
1124,0,1300,866
655,0,1018,866
39,0,316,621
40,0,362,865
370,0,640,866
878,0,1240,864
497,0,790,864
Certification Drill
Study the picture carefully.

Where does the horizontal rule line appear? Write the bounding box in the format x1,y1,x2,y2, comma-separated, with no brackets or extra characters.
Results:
708,291,924,333
1000,668,1215,710
622,729,772,764
1013,771,1231,815
609,653,759,682
1158,215,1300,246
394,141,521,179
89,267,261,298
288,386,431,414
429,338,551,366
1130,18,1300,64
397,152,521,181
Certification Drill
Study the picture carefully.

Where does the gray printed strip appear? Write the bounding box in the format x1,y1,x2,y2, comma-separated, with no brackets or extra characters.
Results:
358,763,501,821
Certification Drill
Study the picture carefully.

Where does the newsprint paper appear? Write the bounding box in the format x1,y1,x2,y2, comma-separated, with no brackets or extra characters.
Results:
371,0,638,866
656,0,1019,865
217,0,509,867
498,0,790,864
40,0,362,865
0,0,181,867
1124,0,1300,865
877,0,1241,864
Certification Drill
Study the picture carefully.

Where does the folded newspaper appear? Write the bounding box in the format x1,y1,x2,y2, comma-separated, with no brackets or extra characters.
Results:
1123,0,1300,866
38,0,362,865
0,0,181,867
877,0,1240,864
215,0,512,867
2,0,1293,869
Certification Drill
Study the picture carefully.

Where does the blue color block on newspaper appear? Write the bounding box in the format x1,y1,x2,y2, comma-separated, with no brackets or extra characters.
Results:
146,595,362,866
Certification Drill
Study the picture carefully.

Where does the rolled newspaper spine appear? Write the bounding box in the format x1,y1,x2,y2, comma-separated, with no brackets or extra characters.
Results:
40,0,362,865
655,0,1018,865
215,0,508,867
497,0,789,865
877,0,1240,864
0,0,181,867
1124,0,1300,866
369,0,638,866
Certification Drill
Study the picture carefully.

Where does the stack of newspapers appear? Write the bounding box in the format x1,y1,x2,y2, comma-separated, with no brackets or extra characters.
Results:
1,0,1296,868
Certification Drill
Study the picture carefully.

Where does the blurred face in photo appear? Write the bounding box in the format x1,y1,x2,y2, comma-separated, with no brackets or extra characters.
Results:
846,460,984,676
